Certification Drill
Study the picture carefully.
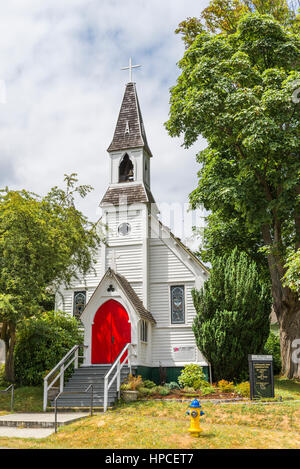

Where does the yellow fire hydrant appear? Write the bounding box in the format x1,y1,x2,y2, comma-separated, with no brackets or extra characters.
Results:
186,399,204,437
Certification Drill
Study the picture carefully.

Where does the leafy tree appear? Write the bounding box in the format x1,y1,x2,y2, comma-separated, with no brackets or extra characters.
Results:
175,17,205,48
175,0,300,46
192,250,271,381
264,331,282,374
283,248,300,292
14,310,83,386
166,14,300,378
0,174,102,383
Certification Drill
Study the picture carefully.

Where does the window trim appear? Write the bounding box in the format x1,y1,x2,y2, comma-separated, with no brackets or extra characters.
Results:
73,291,86,319
140,319,148,343
170,285,186,325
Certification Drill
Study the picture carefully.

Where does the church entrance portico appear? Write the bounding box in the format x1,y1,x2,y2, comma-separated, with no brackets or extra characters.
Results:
91,299,131,364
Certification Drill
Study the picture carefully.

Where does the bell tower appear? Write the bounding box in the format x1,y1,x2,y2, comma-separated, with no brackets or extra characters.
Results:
99,75,157,311
104,81,152,191
101,80,154,205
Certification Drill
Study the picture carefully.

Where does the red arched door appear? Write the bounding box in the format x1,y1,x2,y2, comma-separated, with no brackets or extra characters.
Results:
91,299,131,364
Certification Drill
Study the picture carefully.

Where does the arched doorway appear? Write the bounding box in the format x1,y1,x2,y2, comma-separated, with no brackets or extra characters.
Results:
91,299,131,364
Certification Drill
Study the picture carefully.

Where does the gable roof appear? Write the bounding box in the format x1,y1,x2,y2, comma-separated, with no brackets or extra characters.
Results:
81,268,156,324
107,82,152,157
100,183,155,206
154,217,209,275
112,270,156,324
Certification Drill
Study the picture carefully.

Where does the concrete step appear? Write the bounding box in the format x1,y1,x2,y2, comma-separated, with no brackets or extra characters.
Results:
0,413,88,429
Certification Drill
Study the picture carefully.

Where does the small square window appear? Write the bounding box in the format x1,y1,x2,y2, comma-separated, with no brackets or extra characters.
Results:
73,291,86,319
170,285,185,324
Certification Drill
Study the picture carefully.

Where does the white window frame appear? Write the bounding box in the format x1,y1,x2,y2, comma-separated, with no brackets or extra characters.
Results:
169,284,186,326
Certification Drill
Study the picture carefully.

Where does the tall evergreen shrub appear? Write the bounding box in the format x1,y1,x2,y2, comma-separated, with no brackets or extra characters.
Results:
192,249,271,381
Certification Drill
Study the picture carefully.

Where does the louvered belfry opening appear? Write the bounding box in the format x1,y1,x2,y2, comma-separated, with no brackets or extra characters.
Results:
119,154,134,182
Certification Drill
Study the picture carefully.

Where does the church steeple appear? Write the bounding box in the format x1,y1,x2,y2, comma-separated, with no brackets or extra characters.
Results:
107,82,152,158
100,80,155,207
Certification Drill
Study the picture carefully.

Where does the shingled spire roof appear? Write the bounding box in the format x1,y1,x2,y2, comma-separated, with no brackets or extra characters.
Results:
107,82,153,157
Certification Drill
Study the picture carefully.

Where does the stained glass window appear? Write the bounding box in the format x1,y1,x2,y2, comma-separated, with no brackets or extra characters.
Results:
73,291,86,319
170,286,185,324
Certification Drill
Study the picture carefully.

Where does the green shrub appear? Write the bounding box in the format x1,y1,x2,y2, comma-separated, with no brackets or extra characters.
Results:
235,381,250,397
182,386,196,393
264,331,282,375
0,364,9,388
154,386,170,396
137,387,153,397
193,378,215,395
14,310,83,386
200,384,216,396
165,381,180,390
178,364,205,388
143,380,156,389
192,249,271,381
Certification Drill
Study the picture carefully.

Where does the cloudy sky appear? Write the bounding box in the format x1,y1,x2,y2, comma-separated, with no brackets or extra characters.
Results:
0,0,210,247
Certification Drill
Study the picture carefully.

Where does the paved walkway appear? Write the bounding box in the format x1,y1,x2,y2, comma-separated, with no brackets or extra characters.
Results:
0,412,88,439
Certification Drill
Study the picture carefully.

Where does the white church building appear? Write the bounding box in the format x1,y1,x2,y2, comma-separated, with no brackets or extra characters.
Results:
55,79,210,384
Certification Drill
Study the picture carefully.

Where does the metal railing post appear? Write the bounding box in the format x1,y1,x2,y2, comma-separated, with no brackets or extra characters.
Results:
75,347,79,369
117,361,121,398
43,379,48,412
10,385,14,412
104,376,108,413
128,344,132,374
90,385,93,417
60,364,64,393
54,395,58,433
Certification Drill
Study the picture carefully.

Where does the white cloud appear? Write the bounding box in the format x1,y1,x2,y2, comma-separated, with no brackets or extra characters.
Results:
0,0,210,247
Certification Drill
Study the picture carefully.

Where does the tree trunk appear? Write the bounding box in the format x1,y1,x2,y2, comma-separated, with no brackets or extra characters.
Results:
277,301,300,379
4,323,16,384
263,237,300,379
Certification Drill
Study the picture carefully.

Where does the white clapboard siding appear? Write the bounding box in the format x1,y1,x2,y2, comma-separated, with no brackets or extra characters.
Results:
149,282,197,327
106,209,143,245
55,290,73,315
149,240,194,283
139,342,148,364
106,245,143,282
149,284,170,326
151,327,206,366
185,283,198,326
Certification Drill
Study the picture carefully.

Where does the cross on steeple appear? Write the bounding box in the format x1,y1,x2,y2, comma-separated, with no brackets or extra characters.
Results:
121,57,141,83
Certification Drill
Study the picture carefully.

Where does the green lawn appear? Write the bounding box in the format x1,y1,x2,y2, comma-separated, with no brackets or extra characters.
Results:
0,377,299,449
0,386,43,414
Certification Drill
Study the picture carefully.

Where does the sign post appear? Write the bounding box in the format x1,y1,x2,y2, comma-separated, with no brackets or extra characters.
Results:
248,355,274,400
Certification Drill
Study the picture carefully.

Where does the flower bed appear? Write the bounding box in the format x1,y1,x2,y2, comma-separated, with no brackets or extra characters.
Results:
120,373,250,402
139,388,243,401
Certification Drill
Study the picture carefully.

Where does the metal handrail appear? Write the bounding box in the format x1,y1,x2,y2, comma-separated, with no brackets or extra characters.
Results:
54,384,93,433
43,344,87,411
0,384,14,412
103,343,132,412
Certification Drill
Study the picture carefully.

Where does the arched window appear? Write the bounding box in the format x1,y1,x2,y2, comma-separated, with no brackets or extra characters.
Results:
119,154,134,182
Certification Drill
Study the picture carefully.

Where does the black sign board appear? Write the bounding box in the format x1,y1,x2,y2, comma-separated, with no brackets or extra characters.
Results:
248,355,274,399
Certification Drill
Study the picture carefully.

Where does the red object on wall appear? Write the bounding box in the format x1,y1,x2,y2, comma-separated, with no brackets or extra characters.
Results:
92,299,131,364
